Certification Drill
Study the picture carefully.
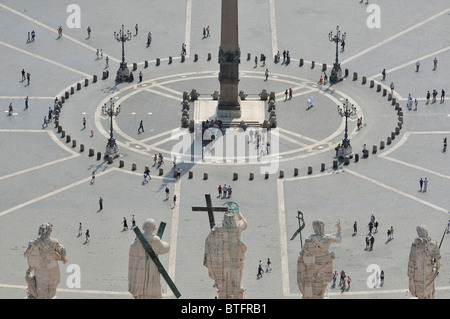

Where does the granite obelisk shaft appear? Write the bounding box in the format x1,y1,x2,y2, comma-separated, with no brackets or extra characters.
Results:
218,0,241,113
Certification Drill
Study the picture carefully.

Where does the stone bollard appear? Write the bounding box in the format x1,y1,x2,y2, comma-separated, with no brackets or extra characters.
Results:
249,172,254,180
387,136,392,145
159,168,163,176
362,76,366,84
61,96,65,104
353,72,358,81
363,149,369,158
169,56,172,64
380,141,385,149
308,166,313,174
58,126,62,133
345,69,349,77
132,163,137,171
354,153,359,162
70,87,74,94
388,93,392,101
97,152,101,160
279,170,284,178
247,53,251,60
392,97,396,106
311,61,315,69
189,171,193,179
65,91,69,99
233,173,238,180
85,79,89,86
55,120,59,127
321,163,325,172
144,60,148,68
156,58,160,66
372,145,377,154
322,63,327,72
93,75,97,83
398,121,402,129
377,84,381,92
72,140,76,148
344,157,350,165
391,132,396,140
203,172,208,180
383,88,387,96
61,130,65,138
333,160,338,169
265,172,269,179
77,83,81,90
395,126,400,135
370,80,374,88
89,148,94,156
294,168,298,176
194,54,198,62
299,58,304,67
133,63,137,71
181,55,185,63
398,116,403,124
119,160,124,168
80,144,84,152
66,135,71,143
108,155,113,164
208,53,211,61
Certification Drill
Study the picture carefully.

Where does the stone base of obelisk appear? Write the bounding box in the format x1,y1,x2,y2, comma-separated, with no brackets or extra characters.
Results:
194,100,265,128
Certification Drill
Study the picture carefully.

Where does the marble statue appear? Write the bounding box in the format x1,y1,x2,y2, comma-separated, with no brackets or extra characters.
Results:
297,219,342,299
128,219,170,299
203,202,247,299
24,223,67,299
408,225,441,299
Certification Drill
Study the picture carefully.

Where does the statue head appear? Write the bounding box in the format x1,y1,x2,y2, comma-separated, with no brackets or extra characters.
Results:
142,219,157,234
312,220,325,236
416,225,429,239
38,223,53,239
222,202,239,229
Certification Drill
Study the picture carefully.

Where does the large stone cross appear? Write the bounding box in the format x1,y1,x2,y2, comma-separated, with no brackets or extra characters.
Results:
192,194,228,229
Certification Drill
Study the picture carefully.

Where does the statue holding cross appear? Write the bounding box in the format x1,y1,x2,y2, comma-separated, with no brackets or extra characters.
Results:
203,201,247,299
128,219,175,299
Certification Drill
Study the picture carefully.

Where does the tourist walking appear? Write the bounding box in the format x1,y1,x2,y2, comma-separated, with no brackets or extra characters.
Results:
223,184,227,198
91,171,95,184
380,270,385,286
416,60,420,72
99,196,103,210
139,71,143,82
218,185,222,197
21,69,26,82
423,178,428,192
173,194,177,207
25,96,29,109
265,258,272,272
138,120,144,133
78,223,83,236
26,72,30,85
433,57,438,70
122,217,128,230
441,89,445,103
390,226,394,239
257,260,263,279
42,116,48,128
85,229,90,243
426,90,431,104
165,187,170,200
83,117,86,129
265,69,269,80
369,235,375,250
87,26,91,38
381,69,386,81
353,221,357,234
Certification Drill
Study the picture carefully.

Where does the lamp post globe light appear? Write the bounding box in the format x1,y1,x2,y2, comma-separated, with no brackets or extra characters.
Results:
328,25,346,82
104,98,121,158
114,25,132,83
337,98,356,158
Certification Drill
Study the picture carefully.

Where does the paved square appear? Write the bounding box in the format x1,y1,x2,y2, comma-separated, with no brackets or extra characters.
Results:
0,0,449,300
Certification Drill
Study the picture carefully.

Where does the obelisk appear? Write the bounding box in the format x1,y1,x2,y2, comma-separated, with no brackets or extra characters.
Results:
217,0,241,117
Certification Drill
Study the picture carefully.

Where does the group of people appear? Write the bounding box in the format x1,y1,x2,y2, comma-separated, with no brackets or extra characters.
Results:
426,89,445,104
317,72,328,85
257,258,272,279
26,30,36,43
332,270,351,291
218,184,232,198
284,88,293,101
142,167,151,184
202,26,210,39
21,69,31,85
154,153,165,167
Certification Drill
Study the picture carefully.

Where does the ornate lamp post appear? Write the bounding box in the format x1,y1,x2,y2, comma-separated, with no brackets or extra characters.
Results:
328,25,346,82
104,98,121,158
337,99,356,158
114,25,132,82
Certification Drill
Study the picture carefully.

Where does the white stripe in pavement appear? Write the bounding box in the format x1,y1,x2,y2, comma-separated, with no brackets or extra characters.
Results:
277,179,291,296
0,3,121,64
0,168,115,218
269,0,278,55
0,40,89,77
346,168,448,214
0,96,55,100
368,45,450,79
341,8,450,65
144,88,183,102
184,0,192,58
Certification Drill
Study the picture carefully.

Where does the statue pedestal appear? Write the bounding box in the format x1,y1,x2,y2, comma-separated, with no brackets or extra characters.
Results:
115,65,130,83
105,142,120,158
338,145,352,158
330,68,343,82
